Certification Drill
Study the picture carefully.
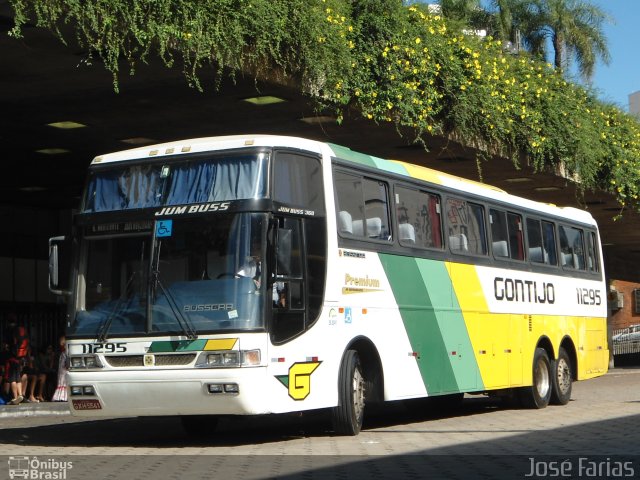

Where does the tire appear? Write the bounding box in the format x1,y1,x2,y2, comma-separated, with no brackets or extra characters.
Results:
551,347,572,405
180,415,219,438
331,350,365,435
519,347,552,409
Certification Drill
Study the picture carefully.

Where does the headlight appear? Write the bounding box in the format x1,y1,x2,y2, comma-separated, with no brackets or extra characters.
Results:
241,349,261,366
70,357,85,369
207,353,222,366
69,355,103,370
84,356,99,368
222,351,240,366
70,385,96,396
70,386,83,396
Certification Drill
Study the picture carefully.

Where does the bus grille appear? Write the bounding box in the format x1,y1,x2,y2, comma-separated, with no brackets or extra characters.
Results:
104,354,197,367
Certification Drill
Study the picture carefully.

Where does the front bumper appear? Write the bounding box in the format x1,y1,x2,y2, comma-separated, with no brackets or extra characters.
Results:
68,367,271,417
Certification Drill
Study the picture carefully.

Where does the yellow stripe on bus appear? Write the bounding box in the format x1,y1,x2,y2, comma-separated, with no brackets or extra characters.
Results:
447,262,608,389
204,338,238,351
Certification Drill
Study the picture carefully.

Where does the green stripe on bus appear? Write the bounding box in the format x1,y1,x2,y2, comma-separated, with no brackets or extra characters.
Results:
328,143,378,168
148,339,207,352
330,143,410,178
371,158,409,176
416,260,484,391
379,254,483,394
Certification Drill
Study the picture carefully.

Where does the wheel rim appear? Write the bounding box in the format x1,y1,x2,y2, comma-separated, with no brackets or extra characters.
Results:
534,357,550,398
556,358,571,394
352,364,365,422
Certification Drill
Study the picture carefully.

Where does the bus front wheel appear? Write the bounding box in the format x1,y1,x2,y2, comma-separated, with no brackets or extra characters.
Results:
331,349,365,435
519,347,552,409
550,347,572,405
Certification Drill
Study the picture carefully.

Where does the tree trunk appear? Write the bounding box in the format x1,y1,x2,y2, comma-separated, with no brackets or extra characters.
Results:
553,32,563,73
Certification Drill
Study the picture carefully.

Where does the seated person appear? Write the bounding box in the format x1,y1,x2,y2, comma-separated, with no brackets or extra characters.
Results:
237,256,261,288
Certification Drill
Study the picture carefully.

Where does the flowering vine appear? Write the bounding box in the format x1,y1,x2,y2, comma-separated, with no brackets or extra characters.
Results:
8,0,640,212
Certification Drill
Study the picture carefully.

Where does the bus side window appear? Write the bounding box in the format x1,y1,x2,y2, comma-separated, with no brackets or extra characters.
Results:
447,198,487,255
271,217,305,343
334,170,391,242
395,186,443,248
507,212,524,261
335,171,363,238
527,218,544,264
273,152,324,212
587,231,600,273
490,208,524,260
362,179,391,240
527,218,558,266
559,225,585,270
541,221,558,266
490,209,509,258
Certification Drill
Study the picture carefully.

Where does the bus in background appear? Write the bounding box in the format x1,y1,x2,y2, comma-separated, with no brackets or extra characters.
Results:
49,135,608,436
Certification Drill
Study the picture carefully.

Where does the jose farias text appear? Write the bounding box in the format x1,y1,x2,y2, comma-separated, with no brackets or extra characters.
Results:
525,457,635,478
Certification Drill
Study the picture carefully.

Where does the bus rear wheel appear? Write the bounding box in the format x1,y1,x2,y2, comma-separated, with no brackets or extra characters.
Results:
519,348,552,409
331,350,365,435
181,415,219,438
551,347,572,405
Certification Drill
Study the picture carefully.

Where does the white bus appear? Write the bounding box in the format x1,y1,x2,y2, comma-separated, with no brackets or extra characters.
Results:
49,135,608,435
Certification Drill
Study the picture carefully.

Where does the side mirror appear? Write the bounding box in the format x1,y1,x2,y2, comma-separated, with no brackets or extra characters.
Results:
49,236,71,296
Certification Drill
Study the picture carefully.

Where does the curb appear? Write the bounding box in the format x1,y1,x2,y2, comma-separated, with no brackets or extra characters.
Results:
0,402,70,418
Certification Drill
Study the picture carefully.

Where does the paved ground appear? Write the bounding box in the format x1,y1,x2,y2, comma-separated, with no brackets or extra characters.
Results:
1,367,639,479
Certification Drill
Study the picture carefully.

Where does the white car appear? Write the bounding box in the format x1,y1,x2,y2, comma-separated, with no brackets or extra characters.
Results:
612,324,640,343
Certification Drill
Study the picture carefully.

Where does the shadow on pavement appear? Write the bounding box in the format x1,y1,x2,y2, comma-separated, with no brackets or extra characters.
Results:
0,395,508,448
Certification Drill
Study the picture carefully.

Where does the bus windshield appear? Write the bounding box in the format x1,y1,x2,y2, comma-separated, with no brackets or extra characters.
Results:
71,213,267,337
83,152,269,213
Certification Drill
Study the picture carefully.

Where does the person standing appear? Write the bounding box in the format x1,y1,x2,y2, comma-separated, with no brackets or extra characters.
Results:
6,313,28,405
51,335,68,402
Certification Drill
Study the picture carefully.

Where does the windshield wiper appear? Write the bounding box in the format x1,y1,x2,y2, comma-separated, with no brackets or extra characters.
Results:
153,274,198,340
150,238,197,340
96,271,137,343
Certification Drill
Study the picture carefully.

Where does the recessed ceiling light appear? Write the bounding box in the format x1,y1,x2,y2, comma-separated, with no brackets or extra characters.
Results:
533,186,561,192
47,121,87,129
242,95,286,105
120,137,157,145
504,177,532,183
35,148,70,155
300,115,337,125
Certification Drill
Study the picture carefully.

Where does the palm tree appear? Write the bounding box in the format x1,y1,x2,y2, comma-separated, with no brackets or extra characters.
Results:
511,0,612,81
438,0,487,32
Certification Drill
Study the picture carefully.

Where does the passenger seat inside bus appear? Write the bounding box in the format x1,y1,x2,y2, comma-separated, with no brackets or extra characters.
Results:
399,223,416,244
338,211,353,235
492,240,509,257
351,217,383,238
449,233,468,252
528,246,549,263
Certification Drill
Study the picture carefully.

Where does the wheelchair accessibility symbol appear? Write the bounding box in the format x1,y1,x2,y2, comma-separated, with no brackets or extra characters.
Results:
155,220,173,238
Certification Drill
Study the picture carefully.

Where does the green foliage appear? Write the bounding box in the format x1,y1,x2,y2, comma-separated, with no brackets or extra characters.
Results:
8,0,640,212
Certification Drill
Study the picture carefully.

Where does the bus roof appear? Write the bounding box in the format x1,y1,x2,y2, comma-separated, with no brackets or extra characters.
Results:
91,134,596,227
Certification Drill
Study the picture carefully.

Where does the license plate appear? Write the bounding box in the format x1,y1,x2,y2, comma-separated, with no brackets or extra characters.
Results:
72,399,102,410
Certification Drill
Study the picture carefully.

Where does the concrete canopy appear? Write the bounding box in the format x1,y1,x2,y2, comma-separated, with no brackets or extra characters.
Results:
1,1,638,281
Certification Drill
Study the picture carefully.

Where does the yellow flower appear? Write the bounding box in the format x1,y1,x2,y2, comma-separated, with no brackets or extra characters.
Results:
415,37,421,44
